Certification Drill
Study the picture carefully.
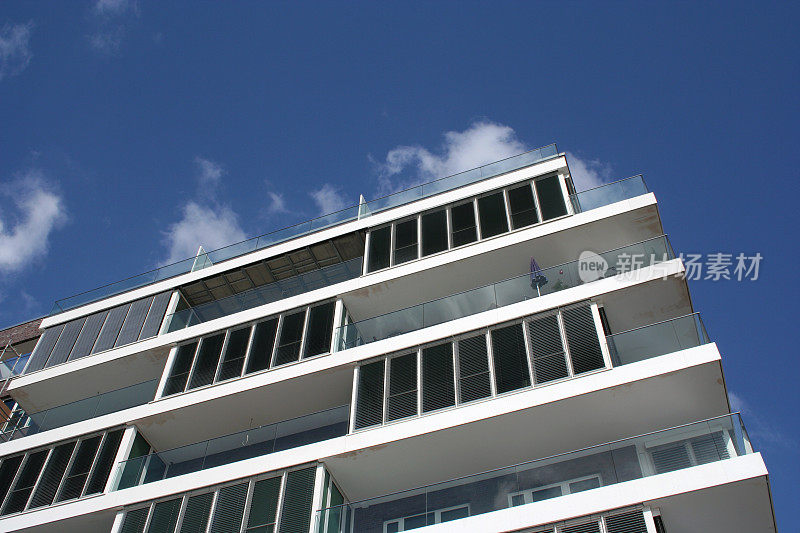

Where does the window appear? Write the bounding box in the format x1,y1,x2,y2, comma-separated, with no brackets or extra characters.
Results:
477,192,509,238
649,432,730,474
491,324,530,393
507,183,539,229
162,301,337,397
526,314,568,384
0,428,123,516
450,202,478,247
394,219,418,265
367,226,391,272
354,360,385,429
508,475,602,507
384,504,470,532
421,209,448,256
387,354,418,422
561,306,605,375
457,334,492,403
535,174,568,220
421,343,455,413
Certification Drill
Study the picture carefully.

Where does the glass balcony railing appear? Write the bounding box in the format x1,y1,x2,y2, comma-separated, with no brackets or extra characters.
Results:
338,235,675,350
608,313,710,366
51,145,560,316
164,256,363,333
115,405,350,489
0,379,158,442
0,353,30,381
570,175,649,213
316,413,753,532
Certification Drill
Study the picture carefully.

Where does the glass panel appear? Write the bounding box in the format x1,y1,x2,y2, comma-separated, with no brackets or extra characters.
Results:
29,442,76,508
450,202,477,247
245,319,278,374
490,324,530,393
164,342,198,396
535,175,567,220
210,482,248,533
477,192,509,238
527,314,568,384
2,449,48,514
57,435,102,501
217,327,251,382
179,492,214,533
148,497,181,533
507,184,539,229
247,477,281,532
367,226,391,272
393,219,418,265
85,429,124,495
387,353,417,422
421,210,448,257
303,302,335,358
0,456,23,506
278,467,316,533
355,360,385,429
562,306,604,375
188,333,226,390
273,310,307,366
421,343,455,413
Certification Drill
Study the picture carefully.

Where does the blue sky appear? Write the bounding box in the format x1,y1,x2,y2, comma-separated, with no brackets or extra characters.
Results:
0,1,797,526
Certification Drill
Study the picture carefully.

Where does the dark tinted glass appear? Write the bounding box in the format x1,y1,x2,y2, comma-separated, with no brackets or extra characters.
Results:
491,324,531,393
273,310,306,366
450,202,477,247
527,314,568,384
303,302,335,357
164,341,198,396
394,219,418,264
422,343,455,412
477,192,509,238
367,226,391,272
29,442,76,508
245,318,278,374
355,360,385,429
421,210,448,256
562,305,605,374
188,333,225,390
57,436,101,501
507,184,539,229
535,175,568,220
387,353,417,421
457,334,492,403
217,327,251,381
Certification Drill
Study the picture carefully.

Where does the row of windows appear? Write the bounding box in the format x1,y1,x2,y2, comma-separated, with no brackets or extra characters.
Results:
118,466,317,533
26,292,172,375
354,303,606,430
162,301,336,397
366,174,569,273
0,428,123,516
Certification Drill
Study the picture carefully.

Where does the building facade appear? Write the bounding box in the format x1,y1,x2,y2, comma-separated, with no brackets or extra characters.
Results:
0,146,777,532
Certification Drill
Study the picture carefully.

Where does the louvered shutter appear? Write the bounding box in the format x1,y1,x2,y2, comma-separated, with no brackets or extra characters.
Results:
69,311,108,361
604,510,648,533
245,318,278,374
57,435,102,501
491,324,531,393
355,360,385,429
278,467,316,533
527,314,568,384
691,432,730,464
216,327,250,382
246,476,281,532
85,429,123,494
93,304,131,353
139,292,172,340
0,456,23,507
422,343,455,412
47,317,86,367
164,342,198,396
457,334,491,403
29,441,76,508
210,482,248,533
179,492,214,533
273,311,306,366
2,449,49,514
188,333,225,390
148,497,182,533
562,305,605,375
303,302,335,358
650,442,692,474
387,353,417,421
25,324,64,374
121,507,150,533
561,520,601,533
116,297,153,347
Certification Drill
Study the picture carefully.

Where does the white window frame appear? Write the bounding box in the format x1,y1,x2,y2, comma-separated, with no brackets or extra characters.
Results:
383,503,471,532
507,474,602,507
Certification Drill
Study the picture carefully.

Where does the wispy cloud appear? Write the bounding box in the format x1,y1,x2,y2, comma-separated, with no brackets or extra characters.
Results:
729,390,798,451
88,0,138,55
374,120,527,194
0,21,33,81
566,152,613,191
265,192,289,215
161,157,246,264
309,183,349,215
0,170,67,273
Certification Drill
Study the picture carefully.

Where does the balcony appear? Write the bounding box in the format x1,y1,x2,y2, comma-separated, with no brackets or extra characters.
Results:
114,405,349,489
317,414,753,532
339,235,674,350
50,145,560,316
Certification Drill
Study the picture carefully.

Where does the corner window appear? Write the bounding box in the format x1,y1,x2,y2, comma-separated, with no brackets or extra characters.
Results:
535,174,568,220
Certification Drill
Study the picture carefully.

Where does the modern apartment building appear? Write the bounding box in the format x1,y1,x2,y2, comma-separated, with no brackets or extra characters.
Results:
0,146,777,532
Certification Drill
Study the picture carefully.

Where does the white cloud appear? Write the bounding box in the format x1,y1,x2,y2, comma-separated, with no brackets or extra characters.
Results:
161,157,246,265
162,202,246,264
728,390,797,451
0,22,33,81
0,171,67,273
94,0,131,15
89,0,137,55
309,183,349,215
376,121,527,194
566,152,613,191
88,28,124,54
265,192,288,215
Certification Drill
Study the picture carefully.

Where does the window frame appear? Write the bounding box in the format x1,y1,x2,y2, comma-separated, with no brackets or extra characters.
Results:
383,503,471,532
507,474,603,507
